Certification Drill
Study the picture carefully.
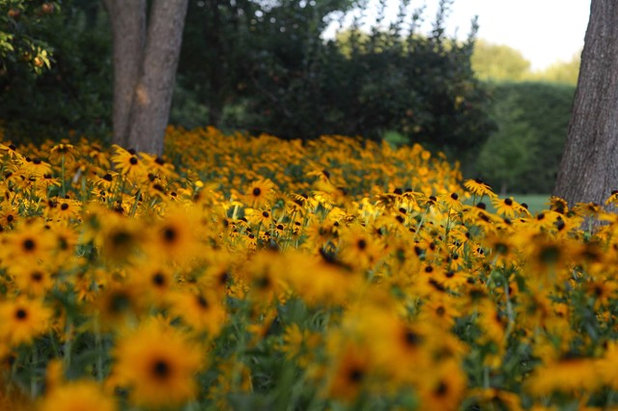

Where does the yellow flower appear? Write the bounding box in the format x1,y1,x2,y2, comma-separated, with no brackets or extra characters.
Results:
464,178,497,198
111,318,204,408
243,178,276,208
491,196,526,218
324,339,373,403
111,145,145,180
0,296,51,346
524,358,600,396
39,380,116,411
605,190,618,206
169,291,227,337
145,205,202,263
7,261,54,297
418,359,467,411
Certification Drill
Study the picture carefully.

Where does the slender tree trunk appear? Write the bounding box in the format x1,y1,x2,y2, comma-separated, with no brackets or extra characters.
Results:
128,0,189,154
553,0,618,207
103,0,146,148
104,0,189,155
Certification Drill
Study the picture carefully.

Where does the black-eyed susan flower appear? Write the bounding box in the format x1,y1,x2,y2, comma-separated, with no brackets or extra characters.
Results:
491,196,523,219
418,359,467,411
93,283,145,329
49,142,76,165
464,178,497,199
127,262,176,307
324,340,373,403
243,178,276,208
146,206,201,263
39,380,116,411
111,318,204,408
5,221,54,261
524,357,600,396
169,291,227,337
7,262,54,297
111,145,145,180
0,296,51,346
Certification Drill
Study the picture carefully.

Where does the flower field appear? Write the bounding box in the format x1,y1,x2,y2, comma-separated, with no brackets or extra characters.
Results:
1,126,618,410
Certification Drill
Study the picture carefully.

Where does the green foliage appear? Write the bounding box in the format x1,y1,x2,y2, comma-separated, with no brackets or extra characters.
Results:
471,39,531,81
0,1,112,142
471,40,580,86
0,0,57,75
176,0,494,156
472,82,575,193
531,52,580,85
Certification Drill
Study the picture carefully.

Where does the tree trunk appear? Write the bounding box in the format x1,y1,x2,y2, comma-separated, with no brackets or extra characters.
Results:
553,0,618,207
103,0,146,148
104,0,189,155
128,0,189,154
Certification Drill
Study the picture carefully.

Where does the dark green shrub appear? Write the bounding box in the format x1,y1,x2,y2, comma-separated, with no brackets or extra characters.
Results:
0,1,111,143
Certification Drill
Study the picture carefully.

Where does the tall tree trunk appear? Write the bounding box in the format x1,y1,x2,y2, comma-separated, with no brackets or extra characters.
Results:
553,0,618,207
104,0,188,155
128,0,189,154
103,0,146,148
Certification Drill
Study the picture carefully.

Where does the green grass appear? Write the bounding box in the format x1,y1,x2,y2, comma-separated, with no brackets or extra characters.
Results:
479,194,549,215
508,194,550,214
464,194,550,215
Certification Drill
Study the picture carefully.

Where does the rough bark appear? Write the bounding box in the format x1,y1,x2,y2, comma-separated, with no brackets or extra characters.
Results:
127,0,189,154
553,0,618,207
104,0,188,155
103,0,146,148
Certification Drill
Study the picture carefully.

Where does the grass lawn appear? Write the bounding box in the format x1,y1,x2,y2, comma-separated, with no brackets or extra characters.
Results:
465,194,550,215
508,194,550,214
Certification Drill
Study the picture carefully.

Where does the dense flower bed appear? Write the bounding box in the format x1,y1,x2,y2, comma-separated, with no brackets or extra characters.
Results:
1,127,617,410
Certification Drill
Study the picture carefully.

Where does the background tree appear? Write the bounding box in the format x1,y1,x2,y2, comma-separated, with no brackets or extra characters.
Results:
471,39,531,81
553,0,618,207
103,0,189,155
533,52,580,85
472,82,574,194
1,0,56,76
1,0,111,142
216,0,494,157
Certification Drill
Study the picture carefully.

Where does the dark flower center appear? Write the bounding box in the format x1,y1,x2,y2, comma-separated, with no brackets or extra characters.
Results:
196,295,209,308
109,292,131,314
23,238,36,251
111,230,132,247
347,367,364,383
152,359,170,379
255,276,272,289
434,381,449,397
152,272,166,287
357,239,367,250
163,227,177,243
403,329,421,346
219,272,230,285
129,156,138,165
15,308,28,320
252,187,261,196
